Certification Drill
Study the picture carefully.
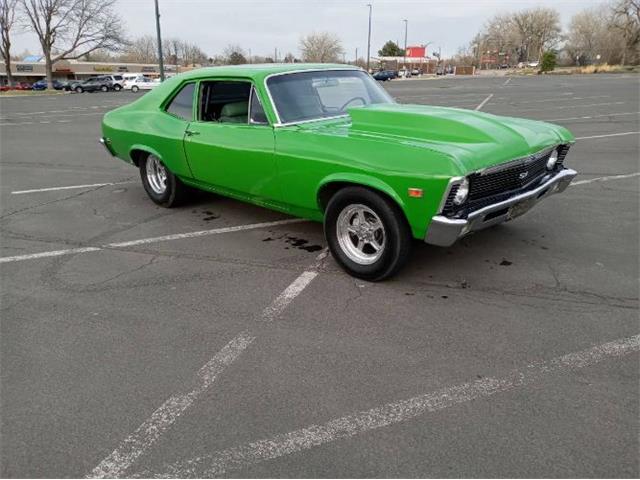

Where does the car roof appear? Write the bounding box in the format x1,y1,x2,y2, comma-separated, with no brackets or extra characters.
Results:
176,63,361,82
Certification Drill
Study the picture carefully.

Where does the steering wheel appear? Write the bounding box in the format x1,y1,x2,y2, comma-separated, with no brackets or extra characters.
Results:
339,96,367,111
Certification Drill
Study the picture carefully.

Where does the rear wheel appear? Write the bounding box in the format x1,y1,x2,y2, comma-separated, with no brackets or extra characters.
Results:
139,154,187,207
131,85,139,93
324,187,412,281
100,85,108,92
75,86,83,93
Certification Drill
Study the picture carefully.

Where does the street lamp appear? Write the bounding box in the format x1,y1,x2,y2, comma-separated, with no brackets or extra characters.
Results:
154,0,165,81
403,19,408,74
366,4,372,72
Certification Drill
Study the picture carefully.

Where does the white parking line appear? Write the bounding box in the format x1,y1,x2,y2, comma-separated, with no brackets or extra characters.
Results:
142,334,640,478
0,219,306,264
502,77,511,86
89,252,326,478
545,111,639,122
89,330,257,479
575,131,639,140
262,270,319,321
12,181,134,194
475,93,493,111
572,172,639,186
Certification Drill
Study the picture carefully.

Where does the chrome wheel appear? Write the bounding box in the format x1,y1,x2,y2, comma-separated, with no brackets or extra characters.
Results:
146,155,167,194
336,204,386,265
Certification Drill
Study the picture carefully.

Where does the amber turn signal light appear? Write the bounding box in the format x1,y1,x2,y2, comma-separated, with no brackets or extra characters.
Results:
408,188,423,198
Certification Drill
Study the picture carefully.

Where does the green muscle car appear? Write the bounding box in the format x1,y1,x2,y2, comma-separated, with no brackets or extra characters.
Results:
101,64,577,280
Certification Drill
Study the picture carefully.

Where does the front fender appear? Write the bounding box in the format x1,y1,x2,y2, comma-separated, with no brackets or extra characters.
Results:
317,173,406,210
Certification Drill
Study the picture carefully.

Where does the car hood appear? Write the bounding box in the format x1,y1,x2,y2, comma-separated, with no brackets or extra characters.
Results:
345,103,574,173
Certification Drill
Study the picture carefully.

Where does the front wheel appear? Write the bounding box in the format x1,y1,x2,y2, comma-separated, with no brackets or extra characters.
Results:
113,84,122,91
139,154,187,207
100,85,108,92
75,86,83,93
324,187,412,281
131,85,139,92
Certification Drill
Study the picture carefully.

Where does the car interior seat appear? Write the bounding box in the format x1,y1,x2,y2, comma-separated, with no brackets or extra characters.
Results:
219,101,248,123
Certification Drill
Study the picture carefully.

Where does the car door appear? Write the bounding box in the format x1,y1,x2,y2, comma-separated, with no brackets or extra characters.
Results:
182,81,280,205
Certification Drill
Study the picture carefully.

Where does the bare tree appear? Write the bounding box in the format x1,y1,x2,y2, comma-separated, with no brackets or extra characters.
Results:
120,35,157,64
223,44,246,65
0,0,19,86
21,0,124,88
180,41,207,66
299,32,344,62
512,8,561,62
611,0,640,64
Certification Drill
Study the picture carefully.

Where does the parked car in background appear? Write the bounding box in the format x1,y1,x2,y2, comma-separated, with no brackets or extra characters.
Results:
0,82,31,91
32,79,64,90
61,80,82,91
527,61,540,68
411,68,422,75
74,76,114,93
100,74,125,91
372,70,395,81
124,76,160,92
101,64,577,280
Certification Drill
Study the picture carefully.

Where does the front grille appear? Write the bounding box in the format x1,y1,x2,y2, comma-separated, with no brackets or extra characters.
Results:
468,149,553,200
442,144,571,217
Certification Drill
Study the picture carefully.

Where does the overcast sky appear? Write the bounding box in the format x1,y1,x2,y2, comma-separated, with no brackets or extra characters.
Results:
12,0,605,60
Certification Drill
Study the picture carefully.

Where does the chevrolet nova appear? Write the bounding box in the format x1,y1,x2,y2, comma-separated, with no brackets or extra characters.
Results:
101,64,577,280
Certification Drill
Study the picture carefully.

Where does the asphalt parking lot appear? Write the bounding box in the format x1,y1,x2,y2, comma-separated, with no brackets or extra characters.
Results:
1,74,638,478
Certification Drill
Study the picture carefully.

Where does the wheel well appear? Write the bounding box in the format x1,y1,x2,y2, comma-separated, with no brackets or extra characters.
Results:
129,149,150,167
317,181,403,215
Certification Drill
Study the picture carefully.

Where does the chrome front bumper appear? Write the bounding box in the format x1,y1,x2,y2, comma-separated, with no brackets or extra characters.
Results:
424,168,578,247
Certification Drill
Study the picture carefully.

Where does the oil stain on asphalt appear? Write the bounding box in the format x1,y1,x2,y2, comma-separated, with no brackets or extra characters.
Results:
262,234,323,253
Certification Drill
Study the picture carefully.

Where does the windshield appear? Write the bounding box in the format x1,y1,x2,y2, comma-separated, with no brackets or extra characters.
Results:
266,70,394,124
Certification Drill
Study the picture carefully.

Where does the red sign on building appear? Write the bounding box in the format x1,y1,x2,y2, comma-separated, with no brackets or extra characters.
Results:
405,45,426,58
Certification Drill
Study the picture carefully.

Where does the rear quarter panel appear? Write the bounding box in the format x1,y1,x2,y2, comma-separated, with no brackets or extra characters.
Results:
102,104,193,178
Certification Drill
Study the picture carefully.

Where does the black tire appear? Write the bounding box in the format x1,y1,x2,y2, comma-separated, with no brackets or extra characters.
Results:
139,153,187,207
100,85,108,92
75,86,83,93
131,85,139,93
113,84,122,91
324,186,412,281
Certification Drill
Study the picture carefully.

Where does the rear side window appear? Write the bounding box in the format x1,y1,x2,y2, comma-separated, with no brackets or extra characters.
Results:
166,83,195,121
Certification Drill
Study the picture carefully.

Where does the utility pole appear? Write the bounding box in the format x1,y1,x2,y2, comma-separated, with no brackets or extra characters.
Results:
366,3,372,72
355,47,358,66
274,47,277,63
403,19,408,75
248,48,252,64
154,0,165,81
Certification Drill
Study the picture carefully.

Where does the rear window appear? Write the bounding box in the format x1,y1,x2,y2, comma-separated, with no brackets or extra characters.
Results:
113,75,123,80
166,83,195,121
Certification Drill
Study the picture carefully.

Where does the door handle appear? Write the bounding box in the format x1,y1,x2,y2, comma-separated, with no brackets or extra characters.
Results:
185,129,200,136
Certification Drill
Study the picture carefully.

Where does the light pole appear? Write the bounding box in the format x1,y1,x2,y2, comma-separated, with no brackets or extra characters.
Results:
403,19,408,74
366,4,372,72
154,0,165,81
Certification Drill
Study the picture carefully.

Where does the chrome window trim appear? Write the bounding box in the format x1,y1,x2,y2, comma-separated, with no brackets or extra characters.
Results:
263,67,372,127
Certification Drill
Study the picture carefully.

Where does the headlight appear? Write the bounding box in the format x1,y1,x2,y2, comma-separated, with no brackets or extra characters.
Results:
453,178,469,205
546,149,559,170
